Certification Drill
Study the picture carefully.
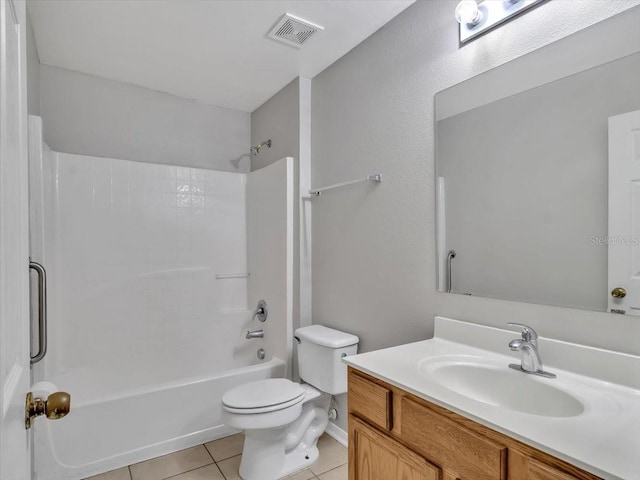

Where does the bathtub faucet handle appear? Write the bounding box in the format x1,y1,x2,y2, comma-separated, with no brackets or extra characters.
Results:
253,300,268,322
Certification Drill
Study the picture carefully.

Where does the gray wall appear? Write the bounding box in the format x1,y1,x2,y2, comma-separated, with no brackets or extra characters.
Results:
251,78,300,171
26,11,40,115
311,0,640,432
40,65,250,171
439,53,640,311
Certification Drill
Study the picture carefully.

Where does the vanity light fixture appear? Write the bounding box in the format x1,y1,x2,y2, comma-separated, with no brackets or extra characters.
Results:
455,0,546,44
454,0,482,26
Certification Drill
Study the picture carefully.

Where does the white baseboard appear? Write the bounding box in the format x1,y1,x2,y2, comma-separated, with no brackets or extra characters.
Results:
324,421,347,447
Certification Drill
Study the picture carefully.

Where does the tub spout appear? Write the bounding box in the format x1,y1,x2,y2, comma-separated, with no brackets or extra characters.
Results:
246,329,264,339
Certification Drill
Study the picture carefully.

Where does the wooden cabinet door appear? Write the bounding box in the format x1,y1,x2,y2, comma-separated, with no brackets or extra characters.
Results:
349,416,440,480
400,397,507,480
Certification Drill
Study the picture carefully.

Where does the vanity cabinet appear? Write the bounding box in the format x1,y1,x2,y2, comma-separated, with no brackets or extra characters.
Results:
350,416,440,480
347,368,602,480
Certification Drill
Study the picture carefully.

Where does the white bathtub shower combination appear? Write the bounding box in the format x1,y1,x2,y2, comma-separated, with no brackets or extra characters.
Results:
29,119,294,480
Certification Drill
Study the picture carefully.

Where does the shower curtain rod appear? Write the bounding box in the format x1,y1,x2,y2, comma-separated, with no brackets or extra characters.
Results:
309,173,382,197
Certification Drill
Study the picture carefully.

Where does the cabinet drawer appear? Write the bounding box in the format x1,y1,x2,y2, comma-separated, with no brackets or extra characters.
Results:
400,397,507,480
348,372,392,430
528,459,586,480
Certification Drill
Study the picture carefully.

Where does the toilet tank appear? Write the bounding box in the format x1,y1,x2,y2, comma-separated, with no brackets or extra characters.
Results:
295,325,359,395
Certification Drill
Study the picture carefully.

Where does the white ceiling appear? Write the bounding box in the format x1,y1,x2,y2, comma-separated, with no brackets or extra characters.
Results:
27,0,414,113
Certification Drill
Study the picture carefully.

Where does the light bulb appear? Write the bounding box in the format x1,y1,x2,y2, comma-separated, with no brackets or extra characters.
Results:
455,0,482,26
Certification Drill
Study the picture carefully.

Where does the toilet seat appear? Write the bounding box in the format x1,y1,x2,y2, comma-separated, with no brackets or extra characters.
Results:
222,378,305,414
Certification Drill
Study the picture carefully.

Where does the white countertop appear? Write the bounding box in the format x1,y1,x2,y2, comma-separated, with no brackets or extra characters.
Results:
343,317,640,480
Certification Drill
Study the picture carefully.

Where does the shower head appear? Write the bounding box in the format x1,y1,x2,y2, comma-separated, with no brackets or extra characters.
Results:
250,139,271,156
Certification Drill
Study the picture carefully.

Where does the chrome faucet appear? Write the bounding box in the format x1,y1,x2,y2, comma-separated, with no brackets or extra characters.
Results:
246,329,264,339
507,323,556,378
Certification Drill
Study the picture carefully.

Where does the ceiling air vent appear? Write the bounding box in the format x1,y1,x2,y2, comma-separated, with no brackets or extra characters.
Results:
268,13,324,48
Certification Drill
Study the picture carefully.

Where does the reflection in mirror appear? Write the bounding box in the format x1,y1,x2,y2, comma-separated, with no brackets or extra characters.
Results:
435,8,640,314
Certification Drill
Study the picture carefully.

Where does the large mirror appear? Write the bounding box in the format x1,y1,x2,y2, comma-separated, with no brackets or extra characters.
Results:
435,7,640,314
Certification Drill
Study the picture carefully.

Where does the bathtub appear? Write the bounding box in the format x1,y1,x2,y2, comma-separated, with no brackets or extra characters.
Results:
33,357,285,480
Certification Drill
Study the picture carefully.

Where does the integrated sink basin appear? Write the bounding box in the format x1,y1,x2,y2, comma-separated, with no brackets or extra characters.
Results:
420,356,585,418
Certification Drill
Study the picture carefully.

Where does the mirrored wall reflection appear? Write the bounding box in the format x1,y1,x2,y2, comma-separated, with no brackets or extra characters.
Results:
435,8,640,313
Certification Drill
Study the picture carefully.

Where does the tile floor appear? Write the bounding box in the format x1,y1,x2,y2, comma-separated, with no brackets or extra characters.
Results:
85,433,347,480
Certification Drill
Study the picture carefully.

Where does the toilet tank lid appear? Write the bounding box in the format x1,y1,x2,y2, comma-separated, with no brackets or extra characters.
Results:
295,325,359,348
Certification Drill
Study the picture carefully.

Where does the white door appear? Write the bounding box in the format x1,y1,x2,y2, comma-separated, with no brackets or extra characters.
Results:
0,0,31,478
608,110,640,315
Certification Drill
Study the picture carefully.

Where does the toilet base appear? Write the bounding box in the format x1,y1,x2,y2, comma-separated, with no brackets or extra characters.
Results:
279,445,320,478
239,427,288,480
237,429,322,480
237,388,331,480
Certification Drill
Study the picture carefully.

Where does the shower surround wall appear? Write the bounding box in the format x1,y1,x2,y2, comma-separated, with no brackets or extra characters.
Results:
49,152,250,385
247,158,295,379
29,124,294,478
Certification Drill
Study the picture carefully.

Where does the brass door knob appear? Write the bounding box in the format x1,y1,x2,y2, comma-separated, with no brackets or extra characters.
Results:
611,287,627,298
25,391,71,429
46,391,71,419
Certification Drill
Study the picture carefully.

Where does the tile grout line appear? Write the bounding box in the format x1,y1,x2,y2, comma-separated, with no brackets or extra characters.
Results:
214,453,242,463
215,453,242,480
217,460,231,480
126,444,216,480
211,449,236,480
159,459,218,480
312,457,348,479
203,441,216,462
316,462,347,478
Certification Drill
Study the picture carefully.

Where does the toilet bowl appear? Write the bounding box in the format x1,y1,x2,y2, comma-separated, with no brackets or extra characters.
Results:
222,380,331,479
221,325,359,480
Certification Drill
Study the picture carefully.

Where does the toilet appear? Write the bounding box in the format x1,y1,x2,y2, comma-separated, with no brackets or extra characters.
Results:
221,325,359,480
